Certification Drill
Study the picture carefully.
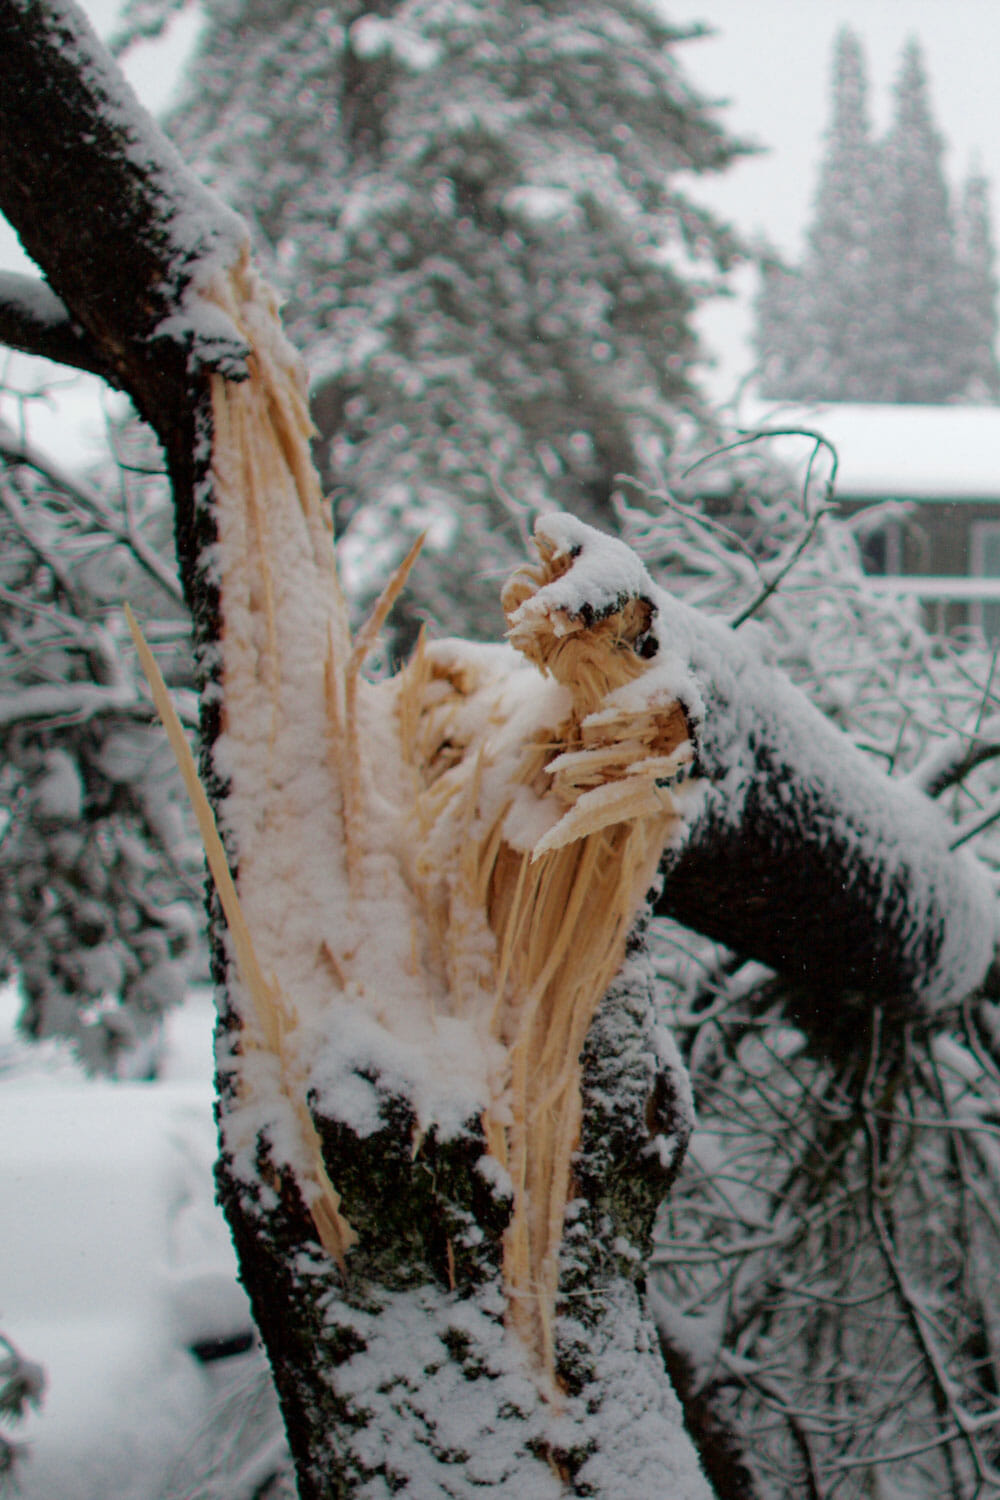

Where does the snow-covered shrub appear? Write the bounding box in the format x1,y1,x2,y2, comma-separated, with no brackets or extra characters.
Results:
628,430,1000,1499
0,409,204,1073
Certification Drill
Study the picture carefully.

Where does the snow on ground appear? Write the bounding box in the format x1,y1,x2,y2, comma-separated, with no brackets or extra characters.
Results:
0,986,260,1500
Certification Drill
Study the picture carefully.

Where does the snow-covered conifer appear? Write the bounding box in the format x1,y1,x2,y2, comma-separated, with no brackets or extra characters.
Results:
874,37,969,402
0,425,201,1073
755,31,997,405
162,0,748,642
955,162,1000,400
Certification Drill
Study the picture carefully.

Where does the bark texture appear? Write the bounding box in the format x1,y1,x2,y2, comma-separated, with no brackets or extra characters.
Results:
649,594,995,1042
0,10,994,1500
0,271,114,379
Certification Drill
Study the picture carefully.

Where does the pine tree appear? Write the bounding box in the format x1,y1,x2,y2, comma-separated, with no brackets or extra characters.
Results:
755,31,997,405
149,0,747,642
753,257,805,398
875,37,969,402
956,161,1000,399
755,28,880,400
803,26,881,399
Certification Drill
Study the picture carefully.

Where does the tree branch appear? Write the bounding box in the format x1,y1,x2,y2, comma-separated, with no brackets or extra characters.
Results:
650,587,995,1033
0,423,184,602
905,719,1000,799
0,0,250,544
0,270,112,379
0,677,152,729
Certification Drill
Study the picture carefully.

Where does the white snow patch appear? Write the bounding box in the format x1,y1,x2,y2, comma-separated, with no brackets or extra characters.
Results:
742,400,1000,501
0,991,253,1500
556,1283,714,1498
507,512,658,631
503,185,582,226
348,14,440,70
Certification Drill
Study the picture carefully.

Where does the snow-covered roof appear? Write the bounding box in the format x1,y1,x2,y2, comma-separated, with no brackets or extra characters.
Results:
741,401,1000,502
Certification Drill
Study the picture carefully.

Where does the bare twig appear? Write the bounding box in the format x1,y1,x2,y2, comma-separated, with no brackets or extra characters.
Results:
0,426,183,602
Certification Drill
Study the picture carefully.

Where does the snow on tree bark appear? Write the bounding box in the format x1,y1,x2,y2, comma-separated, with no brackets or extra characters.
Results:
189,265,711,1483
2,6,997,1496
648,594,996,1040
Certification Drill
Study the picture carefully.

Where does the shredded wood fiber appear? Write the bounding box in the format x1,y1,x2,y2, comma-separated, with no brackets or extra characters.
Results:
399,527,694,1378
126,602,356,1267
136,252,695,1389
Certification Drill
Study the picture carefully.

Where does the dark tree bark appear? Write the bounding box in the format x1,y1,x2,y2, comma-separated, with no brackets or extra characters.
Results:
0,271,115,379
648,596,994,1049
0,7,993,1498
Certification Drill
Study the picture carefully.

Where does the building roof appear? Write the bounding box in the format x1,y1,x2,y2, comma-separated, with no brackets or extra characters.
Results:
741,401,1000,502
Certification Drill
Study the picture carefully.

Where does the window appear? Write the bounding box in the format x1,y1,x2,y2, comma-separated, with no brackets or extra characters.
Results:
858,519,902,576
970,520,1000,641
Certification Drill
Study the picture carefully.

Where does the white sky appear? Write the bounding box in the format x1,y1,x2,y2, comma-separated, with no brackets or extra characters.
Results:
2,1,998,414
670,0,1000,259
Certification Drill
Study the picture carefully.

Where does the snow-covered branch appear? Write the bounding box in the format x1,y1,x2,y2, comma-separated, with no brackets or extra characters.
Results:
649,585,996,1023
905,715,1000,798
0,0,250,489
0,423,184,603
0,270,111,379
0,675,196,731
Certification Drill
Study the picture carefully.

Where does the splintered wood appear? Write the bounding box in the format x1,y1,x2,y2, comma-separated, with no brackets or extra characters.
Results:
144,246,695,1390
398,525,695,1379
164,248,356,1265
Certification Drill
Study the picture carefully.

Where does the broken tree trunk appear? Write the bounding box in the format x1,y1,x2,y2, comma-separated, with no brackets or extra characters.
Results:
1,5,995,1496
175,321,712,1490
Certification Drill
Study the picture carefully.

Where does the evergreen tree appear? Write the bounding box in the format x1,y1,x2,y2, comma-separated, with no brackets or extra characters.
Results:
0,427,202,1073
875,37,969,402
755,31,997,405
756,28,880,400
805,26,881,399
753,257,805,399
956,161,1000,399
124,0,748,641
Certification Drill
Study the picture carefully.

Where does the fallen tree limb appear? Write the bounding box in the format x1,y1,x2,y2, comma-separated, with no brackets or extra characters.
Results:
649,597,996,1034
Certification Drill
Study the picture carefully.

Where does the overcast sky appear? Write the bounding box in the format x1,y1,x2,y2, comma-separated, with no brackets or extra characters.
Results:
3,1,998,409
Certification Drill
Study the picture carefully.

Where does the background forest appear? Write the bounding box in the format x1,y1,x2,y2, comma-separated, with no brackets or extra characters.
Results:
3,4,1000,1499
755,28,999,403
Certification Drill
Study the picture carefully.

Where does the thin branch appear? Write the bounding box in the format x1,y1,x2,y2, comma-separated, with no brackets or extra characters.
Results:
716,1352,826,1500
0,677,136,728
0,425,184,602
0,675,196,731
861,1036,991,1489
950,789,1000,850
614,472,766,582
727,432,839,628
0,478,88,615
906,712,1000,800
